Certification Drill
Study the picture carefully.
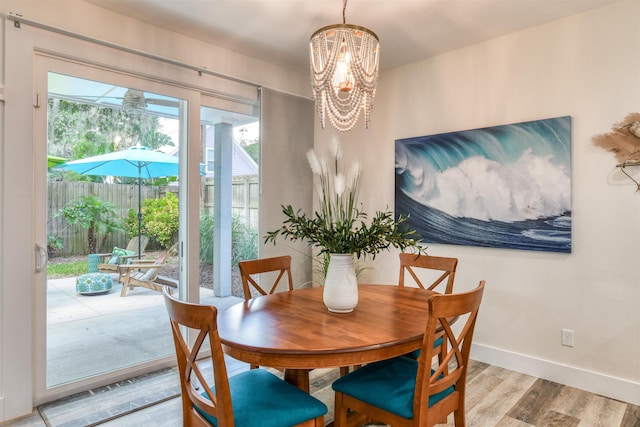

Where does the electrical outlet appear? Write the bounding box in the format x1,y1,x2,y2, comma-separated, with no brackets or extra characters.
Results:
561,329,574,347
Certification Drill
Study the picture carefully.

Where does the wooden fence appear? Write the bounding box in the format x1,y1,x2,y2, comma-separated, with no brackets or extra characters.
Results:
48,176,258,256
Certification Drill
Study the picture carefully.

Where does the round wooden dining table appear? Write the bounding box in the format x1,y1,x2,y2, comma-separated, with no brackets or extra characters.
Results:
217,284,435,392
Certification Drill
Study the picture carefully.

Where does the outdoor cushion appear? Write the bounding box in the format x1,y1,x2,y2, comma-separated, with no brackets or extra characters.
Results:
139,262,161,282
76,272,113,295
197,369,327,427
108,247,135,264
332,356,454,420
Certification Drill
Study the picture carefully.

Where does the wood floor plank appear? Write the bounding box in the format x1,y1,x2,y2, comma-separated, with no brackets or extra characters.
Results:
458,366,537,426
494,415,535,426
536,409,579,427
621,404,640,427
576,392,627,426
507,378,564,424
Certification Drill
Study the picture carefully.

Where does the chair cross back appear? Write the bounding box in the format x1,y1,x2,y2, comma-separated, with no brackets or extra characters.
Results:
238,255,294,300
332,281,486,427
163,288,327,427
399,253,458,294
164,289,231,425
414,281,485,425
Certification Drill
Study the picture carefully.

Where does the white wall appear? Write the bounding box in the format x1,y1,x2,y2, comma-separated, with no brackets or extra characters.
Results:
316,0,640,404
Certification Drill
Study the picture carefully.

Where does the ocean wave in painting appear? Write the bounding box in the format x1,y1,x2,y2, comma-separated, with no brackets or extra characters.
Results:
395,117,572,253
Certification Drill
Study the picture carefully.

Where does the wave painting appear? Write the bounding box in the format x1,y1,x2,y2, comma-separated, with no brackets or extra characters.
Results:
395,116,572,253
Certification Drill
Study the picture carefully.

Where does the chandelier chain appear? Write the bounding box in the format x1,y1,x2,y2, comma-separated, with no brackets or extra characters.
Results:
343,0,347,24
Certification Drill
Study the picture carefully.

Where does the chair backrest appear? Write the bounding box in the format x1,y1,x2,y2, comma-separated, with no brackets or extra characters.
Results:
414,281,485,426
398,253,458,294
163,288,234,426
158,242,179,264
126,235,149,255
138,242,178,282
238,255,294,300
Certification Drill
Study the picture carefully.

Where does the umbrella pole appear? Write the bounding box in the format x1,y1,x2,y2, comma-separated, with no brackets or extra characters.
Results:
138,175,142,260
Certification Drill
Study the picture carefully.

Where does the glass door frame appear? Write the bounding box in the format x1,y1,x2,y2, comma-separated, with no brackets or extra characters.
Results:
34,54,203,403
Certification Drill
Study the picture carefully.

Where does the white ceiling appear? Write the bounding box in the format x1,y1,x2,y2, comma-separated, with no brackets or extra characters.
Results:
83,0,618,72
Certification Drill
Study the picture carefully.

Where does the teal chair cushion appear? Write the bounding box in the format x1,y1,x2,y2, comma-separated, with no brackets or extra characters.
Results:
407,335,444,359
196,369,327,427
332,356,454,420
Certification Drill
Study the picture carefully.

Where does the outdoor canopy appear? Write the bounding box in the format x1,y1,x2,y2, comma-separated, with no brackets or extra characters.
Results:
55,144,182,258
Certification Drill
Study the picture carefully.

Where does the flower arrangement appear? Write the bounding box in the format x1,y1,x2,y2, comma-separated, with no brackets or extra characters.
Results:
264,142,426,262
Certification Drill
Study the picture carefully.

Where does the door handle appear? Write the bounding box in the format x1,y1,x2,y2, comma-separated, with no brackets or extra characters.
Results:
35,243,48,272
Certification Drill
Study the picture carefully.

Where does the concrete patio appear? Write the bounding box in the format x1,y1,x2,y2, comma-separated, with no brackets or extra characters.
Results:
46,276,242,387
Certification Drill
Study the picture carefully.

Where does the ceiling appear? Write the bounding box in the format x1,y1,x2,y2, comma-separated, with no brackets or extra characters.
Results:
82,0,618,72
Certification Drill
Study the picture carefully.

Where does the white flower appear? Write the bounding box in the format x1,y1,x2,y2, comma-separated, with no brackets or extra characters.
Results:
334,173,345,196
346,161,360,186
330,136,342,160
306,149,322,175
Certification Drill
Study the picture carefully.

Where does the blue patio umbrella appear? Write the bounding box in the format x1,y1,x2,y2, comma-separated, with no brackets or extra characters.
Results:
55,144,181,258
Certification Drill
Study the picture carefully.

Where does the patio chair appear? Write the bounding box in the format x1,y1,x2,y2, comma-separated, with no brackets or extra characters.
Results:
332,281,486,427
163,287,327,427
95,235,150,280
119,242,177,297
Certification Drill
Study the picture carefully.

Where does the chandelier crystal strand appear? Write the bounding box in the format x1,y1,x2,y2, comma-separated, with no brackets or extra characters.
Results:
310,13,380,131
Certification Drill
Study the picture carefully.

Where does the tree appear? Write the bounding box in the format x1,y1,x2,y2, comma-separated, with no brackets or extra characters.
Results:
47,98,174,162
57,196,121,253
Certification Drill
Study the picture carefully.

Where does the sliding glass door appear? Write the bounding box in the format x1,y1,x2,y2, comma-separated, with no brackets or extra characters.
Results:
34,56,198,400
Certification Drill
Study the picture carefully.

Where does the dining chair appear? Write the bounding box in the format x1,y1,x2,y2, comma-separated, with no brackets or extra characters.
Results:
332,281,486,427
238,255,297,370
163,288,327,427
398,252,458,294
399,253,459,363
238,255,294,300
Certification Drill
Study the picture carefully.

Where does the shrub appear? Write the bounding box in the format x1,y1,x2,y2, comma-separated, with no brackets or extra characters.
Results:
199,212,258,266
124,193,179,248
47,234,64,258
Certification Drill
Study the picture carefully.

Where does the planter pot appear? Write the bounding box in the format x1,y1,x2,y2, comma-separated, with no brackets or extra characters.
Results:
323,253,358,313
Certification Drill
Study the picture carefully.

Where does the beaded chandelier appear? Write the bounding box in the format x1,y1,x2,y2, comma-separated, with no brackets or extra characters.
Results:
309,0,380,131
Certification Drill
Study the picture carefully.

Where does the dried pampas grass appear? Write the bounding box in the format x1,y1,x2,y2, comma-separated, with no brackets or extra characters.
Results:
592,112,640,164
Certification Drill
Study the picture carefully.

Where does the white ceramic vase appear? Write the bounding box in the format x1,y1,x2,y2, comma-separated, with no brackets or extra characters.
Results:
323,253,358,313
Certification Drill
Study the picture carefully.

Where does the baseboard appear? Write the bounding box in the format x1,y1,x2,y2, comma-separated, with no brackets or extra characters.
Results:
472,343,640,406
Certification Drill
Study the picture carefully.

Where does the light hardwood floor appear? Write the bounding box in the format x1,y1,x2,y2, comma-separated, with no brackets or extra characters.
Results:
2,358,638,427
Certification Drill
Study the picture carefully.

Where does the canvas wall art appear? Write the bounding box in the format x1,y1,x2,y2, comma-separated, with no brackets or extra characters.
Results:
395,116,572,253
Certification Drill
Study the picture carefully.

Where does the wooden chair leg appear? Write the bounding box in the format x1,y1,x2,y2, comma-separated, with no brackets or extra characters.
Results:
334,392,348,427
120,281,129,297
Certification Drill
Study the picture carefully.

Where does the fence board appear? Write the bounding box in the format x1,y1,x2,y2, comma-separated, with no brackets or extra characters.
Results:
48,177,257,257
